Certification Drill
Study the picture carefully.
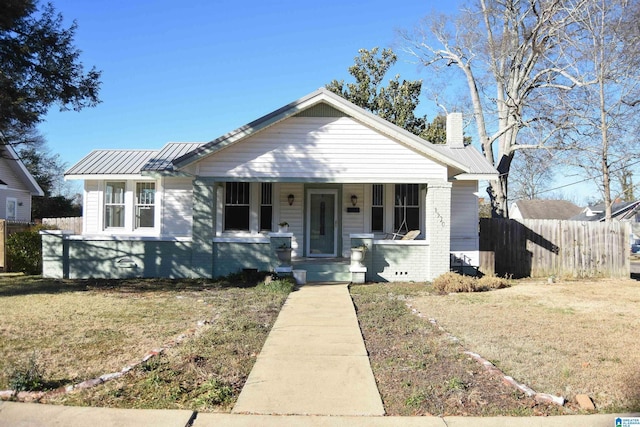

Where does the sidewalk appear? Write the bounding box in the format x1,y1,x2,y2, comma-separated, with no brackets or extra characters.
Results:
231,282,385,416
1,401,636,426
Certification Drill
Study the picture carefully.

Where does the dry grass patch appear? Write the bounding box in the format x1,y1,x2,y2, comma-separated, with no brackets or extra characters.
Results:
409,278,640,412
0,276,289,411
350,283,559,416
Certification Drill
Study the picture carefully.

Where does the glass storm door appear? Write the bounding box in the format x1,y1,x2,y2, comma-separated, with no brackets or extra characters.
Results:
307,190,338,257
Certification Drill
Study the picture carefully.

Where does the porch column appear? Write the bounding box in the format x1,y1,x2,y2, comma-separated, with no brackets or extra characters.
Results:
425,181,452,280
191,179,216,277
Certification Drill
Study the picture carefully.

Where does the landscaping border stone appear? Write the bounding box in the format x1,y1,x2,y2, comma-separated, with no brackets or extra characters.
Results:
405,301,566,407
0,320,211,403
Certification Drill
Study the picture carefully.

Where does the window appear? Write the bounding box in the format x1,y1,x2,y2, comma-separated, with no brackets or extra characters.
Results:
135,182,155,228
260,183,273,231
6,198,16,221
105,182,125,228
394,184,420,232
224,182,250,230
371,184,384,232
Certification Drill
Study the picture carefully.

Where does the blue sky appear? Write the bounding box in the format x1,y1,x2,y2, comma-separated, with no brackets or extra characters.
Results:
39,0,595,203
41,0,456,165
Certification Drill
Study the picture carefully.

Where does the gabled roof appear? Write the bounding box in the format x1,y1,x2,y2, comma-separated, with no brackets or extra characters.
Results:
65,143,206,178
512,199,582,220
65,89,498,180
173,88,497,178
570,200,640,221
0,143,44,196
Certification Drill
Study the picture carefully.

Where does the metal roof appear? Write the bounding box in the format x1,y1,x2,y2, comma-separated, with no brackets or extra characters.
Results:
65,149,158,176
141,143,206,172
66,90,498,180
65,143,207,176
430,144,498,176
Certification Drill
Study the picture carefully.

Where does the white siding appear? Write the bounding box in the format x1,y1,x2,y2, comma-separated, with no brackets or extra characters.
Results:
162,178,194,237
450,181,479,265
0,189,32,221
0,156,29,191
83,180,101,233
342,184,365,257
278,183,304,256
195,117,448,182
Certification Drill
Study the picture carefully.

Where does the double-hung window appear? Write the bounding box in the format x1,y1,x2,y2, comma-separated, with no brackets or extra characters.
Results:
135,182,155,228
105,182,126,228
394,184,420,232
224,182,250,231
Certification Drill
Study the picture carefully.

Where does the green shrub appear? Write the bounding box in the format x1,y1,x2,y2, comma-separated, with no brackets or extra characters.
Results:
8,352,45,393
6,225,48,275
432,272,476,293
257,275,296,294
193,379,234,406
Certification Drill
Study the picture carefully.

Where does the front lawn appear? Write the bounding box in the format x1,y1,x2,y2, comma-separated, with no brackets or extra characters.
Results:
0,276,289,411
352,278,640,415
2,275,638,415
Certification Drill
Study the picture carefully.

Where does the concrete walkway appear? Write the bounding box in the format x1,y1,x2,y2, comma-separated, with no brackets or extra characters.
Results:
231,283,385,416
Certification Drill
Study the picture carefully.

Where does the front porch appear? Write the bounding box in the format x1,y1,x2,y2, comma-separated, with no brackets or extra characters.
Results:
213,233,432,283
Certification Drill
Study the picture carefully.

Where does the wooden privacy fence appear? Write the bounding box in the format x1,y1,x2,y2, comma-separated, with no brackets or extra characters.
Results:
479,218,630,278
42,217,83,234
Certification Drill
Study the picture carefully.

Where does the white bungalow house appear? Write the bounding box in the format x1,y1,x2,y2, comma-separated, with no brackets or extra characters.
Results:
0,141,44,222
42,88,497,281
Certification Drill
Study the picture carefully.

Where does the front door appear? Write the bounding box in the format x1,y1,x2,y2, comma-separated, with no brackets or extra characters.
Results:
306,190,338,257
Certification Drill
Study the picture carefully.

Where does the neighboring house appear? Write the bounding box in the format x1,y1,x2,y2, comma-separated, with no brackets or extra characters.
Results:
0,142,44,222
510,199,583,221
569,200,640,253
42,88,498,281
570,200,640,222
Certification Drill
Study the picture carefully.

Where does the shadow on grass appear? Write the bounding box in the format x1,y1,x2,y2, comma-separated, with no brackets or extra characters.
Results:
0,270,274,298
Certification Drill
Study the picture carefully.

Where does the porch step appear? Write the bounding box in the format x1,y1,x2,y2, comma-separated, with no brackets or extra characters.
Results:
291,259,352,282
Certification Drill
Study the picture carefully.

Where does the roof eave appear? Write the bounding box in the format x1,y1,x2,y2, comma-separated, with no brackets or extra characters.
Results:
64,174,151,181
3,143,45,196
451,173,499,181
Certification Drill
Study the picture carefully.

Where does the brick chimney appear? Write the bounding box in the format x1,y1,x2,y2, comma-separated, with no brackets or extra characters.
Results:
446,113,464,148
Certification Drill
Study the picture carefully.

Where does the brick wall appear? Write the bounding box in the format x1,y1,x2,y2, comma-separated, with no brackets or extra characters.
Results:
425,182,452,280
369,242,430,282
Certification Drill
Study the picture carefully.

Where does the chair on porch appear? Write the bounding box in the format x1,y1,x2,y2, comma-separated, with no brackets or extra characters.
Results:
385,229,421,240
401,230,421,240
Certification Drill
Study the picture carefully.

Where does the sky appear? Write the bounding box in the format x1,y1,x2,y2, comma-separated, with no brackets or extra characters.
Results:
39,0,594,203
41,0,454,160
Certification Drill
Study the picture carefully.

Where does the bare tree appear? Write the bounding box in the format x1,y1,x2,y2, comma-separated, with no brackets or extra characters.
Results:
552,0,640,220
616,162,636,202
509,149,555,200
402,0,585,217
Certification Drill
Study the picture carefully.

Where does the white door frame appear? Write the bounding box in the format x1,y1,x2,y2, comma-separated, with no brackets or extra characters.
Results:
305,189,339,257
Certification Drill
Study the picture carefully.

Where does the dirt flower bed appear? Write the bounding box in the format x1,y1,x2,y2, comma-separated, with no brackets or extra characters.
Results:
350,283,562,416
